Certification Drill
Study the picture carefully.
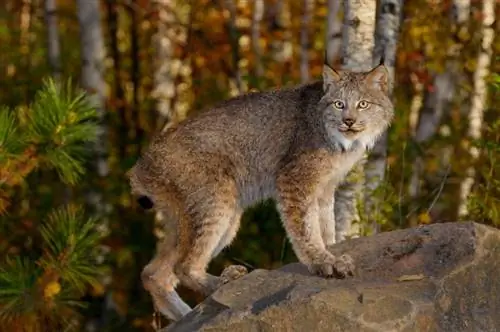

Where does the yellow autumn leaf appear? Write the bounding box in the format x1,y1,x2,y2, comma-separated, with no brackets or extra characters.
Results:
90,282,106,297
44,281,61,299
418,212,431,224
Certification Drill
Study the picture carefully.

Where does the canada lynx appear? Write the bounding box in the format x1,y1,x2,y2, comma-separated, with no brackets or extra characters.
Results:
127,63,393,321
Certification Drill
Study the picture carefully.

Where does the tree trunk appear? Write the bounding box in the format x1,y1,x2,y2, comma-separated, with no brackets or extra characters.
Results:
300,0,315,83
325,0,343,66
44,0,61,80
128,3,143,152
458,0,495,217
222,0,244,95
152,0,176,128
76,0,109,215
251,0,264,82
335,0,376,242
364,0,403,233
20,0,34,102
408,0,471,219
106,0,127,159
266,0,292,65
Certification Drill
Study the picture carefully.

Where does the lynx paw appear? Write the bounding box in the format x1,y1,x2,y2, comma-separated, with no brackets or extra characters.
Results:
309,254,355,279
220,265,248,285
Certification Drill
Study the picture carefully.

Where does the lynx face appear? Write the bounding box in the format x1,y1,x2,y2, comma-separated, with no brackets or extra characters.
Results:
321,64,394,151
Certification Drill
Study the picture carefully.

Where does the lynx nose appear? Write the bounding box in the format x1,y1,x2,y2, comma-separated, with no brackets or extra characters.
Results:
343,118,355,127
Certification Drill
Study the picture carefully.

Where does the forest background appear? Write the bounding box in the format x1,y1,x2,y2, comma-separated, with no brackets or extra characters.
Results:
0,0,498,331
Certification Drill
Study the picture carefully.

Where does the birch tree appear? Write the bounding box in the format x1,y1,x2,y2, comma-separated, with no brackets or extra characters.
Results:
152,0,176,127
408,0,471,206
267,0,293,65
44,0,61,80
458,0,495,217
364,0,403,232
222,0,244,95
252,0,264,80
76,0,109,218
300,0,315,83
325,0,342,65
335,0,376,242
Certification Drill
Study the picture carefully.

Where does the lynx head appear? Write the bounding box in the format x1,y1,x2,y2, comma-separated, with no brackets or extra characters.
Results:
320,63,394,151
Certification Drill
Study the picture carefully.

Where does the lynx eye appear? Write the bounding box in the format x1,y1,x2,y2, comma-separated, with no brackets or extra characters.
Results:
358,100,369,109
333,100,345,110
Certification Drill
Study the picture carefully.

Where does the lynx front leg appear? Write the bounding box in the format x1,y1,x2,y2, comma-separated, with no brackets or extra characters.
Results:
276,167,354,278
318,181,336,247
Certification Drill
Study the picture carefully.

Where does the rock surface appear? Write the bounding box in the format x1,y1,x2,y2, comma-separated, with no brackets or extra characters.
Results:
165,222,500,332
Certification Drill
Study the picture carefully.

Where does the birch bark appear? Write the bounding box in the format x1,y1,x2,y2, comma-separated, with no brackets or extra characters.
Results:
44,0,61,80
408,0,471,208
364,0,403,232
300,0,315,83
152,0,176,127
335,0,376,242
325,0,342,65
76,0,109,218
252,0,264,80
458,0,495,217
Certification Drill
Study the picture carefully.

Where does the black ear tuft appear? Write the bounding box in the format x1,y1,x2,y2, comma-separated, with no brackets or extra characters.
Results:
137,196,154,210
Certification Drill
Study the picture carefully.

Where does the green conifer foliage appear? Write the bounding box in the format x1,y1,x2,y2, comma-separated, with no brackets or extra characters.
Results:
0,78,103,331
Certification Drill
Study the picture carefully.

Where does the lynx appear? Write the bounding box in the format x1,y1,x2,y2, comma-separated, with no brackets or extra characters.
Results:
127,62,393,321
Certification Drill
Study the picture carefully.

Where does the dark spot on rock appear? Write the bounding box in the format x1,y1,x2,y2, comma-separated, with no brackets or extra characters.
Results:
383,247,395,256
357,293,364,304
251,284,295,315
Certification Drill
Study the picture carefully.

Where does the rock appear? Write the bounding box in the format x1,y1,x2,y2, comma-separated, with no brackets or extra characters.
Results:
164,222,500,332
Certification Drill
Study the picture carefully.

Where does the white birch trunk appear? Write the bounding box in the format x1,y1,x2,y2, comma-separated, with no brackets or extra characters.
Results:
364,0,403,233
152,0,176,126
76,0,109,216
335,0,376,242
151,1,192,239
300,0,315,83
409,0,471,207
223,0,244,96
325,0,343,65
76,2,111,320
458,0,495,217
267,0,293,64
44,0,61,80
252,0,264,79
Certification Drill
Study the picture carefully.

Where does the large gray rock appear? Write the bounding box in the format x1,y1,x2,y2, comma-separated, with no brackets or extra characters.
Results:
165,222,500,332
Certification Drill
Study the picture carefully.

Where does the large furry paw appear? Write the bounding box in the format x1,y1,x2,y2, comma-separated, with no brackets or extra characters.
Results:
220,265,248,285
309,254,355,279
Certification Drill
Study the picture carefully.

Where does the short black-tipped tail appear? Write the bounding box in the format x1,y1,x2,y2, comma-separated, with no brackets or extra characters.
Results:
137,196,154,210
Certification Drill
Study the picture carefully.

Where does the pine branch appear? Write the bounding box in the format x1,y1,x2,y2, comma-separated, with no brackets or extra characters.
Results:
0,108,27,163
39,204,103,294
0,204,103,330
27,78,99,184
0,257,40,323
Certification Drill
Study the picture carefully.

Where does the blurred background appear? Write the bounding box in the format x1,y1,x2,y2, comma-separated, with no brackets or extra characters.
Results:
0,0,498,331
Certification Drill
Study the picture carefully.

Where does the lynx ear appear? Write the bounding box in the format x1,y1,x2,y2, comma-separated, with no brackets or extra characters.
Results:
323,64,342,92
365,64,389,93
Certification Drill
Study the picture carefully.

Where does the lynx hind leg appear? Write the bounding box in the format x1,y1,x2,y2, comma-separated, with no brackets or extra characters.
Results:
141,236,191,321
175,186,241,296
